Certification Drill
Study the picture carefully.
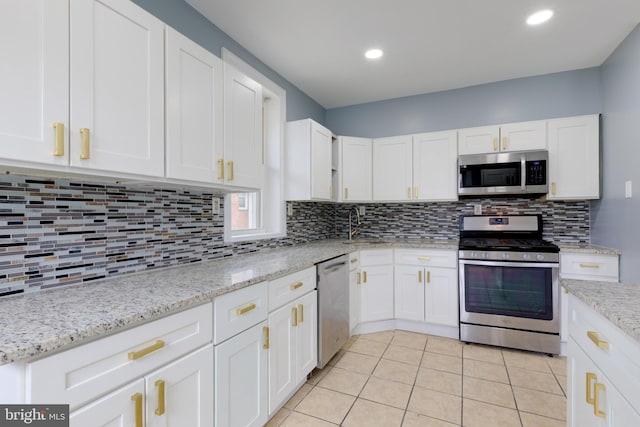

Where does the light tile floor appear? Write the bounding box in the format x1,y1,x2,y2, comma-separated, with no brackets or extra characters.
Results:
266,330,567,427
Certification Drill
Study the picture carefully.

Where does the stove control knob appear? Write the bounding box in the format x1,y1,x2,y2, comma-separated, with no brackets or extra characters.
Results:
522,253,531,261
536,254,545,261
502,253,510,260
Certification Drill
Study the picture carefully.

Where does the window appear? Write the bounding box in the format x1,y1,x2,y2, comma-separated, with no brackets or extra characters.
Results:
223,49,285,242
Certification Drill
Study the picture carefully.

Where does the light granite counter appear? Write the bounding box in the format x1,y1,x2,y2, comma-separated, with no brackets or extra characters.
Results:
0,238,457,365
562,279,640,344
558,243,622,256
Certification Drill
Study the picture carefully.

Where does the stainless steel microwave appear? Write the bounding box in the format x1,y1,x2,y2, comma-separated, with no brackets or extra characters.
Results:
458,150,548,196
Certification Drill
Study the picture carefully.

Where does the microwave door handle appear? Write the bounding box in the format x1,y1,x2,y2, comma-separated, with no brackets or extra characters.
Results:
521,156,526,192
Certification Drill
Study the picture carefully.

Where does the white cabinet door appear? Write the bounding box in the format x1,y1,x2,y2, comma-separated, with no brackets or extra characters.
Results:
268,302,296,415
70,0,164,177
341,136,372,201
548,115,600,200
215,321,268,427
458,125,499,155
425,268,458,327
0,0,69,167
360,265,394,322
310,121,333,200
70,380,145,427
413,130,458,201
296,291,318,377
394,265,424,321
568,338,603,427
372,135,413,201
224,63,263,189
499,120,546,152
146,345,214,427
165,27,223,184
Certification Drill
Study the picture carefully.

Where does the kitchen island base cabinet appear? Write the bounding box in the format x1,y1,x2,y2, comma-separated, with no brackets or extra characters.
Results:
214,321,269,427
70,344,214,427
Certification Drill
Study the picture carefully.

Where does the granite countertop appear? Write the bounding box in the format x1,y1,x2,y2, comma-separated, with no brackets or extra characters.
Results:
0,238,457,365
558,243,622,256
562,279,640,344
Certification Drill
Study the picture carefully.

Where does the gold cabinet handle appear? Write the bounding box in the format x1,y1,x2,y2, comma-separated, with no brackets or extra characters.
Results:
329,185,333,198
298,303,304,323
128,340,165,360
418,256,431,261
154,379,165,416
344,187,348,199
80,128,90,159
594,382,607,418
263,326,269,349
586,372,597,405
292,307,298,327
418,270,422,283
587,331,609,350
236,303,256,316
427,271,431,284
357,272,361,284
580,263,600,269
493,137,498,151
217,158,224,180
407,187,411,198
414,187,419,199
290,281,303,290
350,258,358,263
502,136,507,150
363,271,367,283
551,182,557,195
53,122,64,156
131,392,143,427
227,160,234,181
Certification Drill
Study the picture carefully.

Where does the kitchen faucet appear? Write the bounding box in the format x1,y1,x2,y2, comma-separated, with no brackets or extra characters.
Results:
348,206,361,240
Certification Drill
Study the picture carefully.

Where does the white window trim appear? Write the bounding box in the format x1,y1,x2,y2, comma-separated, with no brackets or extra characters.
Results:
223,49,286,243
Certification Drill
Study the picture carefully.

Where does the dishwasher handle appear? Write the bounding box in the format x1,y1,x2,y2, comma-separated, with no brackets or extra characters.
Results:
319,260,348,272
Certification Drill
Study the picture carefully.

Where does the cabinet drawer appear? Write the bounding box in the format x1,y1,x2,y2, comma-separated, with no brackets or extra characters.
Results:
349,251,360,271
360,249,393,266
568,296,640,414
560,253,619,281
27,303,213,410
269,266,316,311
394,249,457,268
214,281,268,345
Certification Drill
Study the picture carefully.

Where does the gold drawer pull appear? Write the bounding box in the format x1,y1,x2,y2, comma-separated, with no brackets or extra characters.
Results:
80,128,90,159
418,256,431,261
290,281,304,290
580,263,600,269
154,379,165,416
586,372,597,404
418,270,422,283
129,340,165,360
292,307,298,327
263,326,269,349
53,122,64,156
217,158,224,180
357,272,361,284
132,392,143,427
594,382,607,418
587,331,609,350
236,303,256,315
363,271,367,283
298,303,304,323
351,258,358,263
427,271,431,283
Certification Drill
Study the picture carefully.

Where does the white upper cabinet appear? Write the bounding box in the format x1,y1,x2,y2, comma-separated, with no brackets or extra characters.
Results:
372,135,413,201
548,114,600,200
412,130,458,201
458,120,546,155
0,0,69,167
165,27,223,184
70,0,165,177
224,63,264,189
285,119,333,201
339,136,372,201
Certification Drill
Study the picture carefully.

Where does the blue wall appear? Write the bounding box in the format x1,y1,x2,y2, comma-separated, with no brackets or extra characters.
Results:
592,24,640,282
326,68,602,137
131,0,326,123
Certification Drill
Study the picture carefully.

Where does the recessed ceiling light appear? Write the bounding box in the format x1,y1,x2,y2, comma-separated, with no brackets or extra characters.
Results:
526,9,554,26
365,48,384,60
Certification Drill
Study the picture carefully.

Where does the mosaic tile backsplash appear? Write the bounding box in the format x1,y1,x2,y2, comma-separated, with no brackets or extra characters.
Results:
1,176,590,295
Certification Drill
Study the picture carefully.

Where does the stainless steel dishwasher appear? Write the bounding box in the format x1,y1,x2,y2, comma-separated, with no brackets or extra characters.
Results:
316,254,350,368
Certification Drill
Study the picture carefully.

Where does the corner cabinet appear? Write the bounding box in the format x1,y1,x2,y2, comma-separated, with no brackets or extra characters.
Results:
0,0,165,177
548,114,600,200
285,119,333,201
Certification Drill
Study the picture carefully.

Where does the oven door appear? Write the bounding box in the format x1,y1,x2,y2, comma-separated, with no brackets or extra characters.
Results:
459,259,559,334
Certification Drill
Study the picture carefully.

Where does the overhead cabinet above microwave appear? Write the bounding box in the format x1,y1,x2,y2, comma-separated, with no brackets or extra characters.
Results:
458,120,547,155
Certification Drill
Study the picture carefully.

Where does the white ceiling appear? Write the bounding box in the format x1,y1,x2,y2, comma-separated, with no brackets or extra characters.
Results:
186,0,640,109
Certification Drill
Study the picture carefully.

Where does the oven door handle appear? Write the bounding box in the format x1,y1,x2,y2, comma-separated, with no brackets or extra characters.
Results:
459,259,559,269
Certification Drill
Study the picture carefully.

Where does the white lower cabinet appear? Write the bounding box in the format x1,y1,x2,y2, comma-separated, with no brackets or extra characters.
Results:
360,249,394,322
71,344,214,427
214,321,269,427
268,282,317,415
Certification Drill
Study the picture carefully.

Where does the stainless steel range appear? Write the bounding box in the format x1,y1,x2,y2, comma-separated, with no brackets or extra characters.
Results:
458,214,560,354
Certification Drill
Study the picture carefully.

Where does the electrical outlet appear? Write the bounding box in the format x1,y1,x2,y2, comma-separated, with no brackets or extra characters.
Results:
287,203,293,216
359,206,365,216
211,197,220,215
474,204,482,215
